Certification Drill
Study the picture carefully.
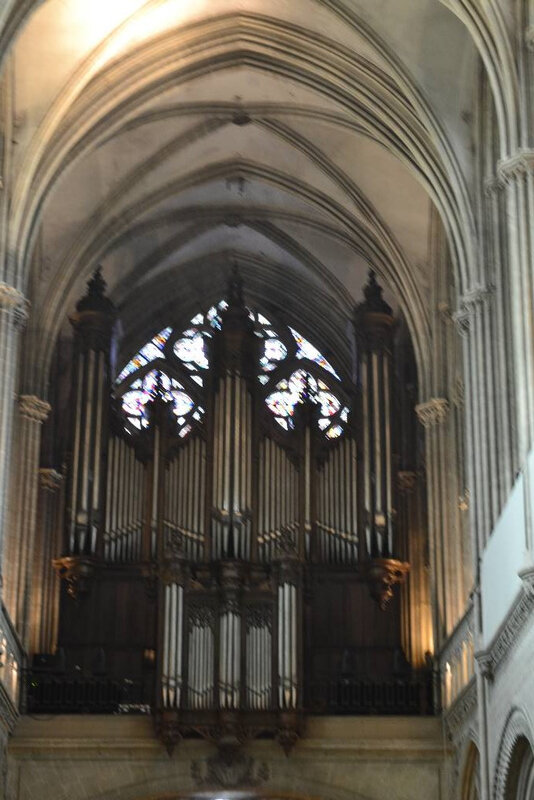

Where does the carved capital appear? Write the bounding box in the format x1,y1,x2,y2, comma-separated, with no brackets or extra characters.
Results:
0,283,29,330
484,175,506,196
498,149,534,182
19,395,51,423
475,650,495,681
454,286,494,337
518,566,534,597
39,468,63,492
452,308,471,337
415,397,449,427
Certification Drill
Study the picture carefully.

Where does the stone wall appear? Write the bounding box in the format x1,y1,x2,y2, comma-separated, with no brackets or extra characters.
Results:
7,716,447,800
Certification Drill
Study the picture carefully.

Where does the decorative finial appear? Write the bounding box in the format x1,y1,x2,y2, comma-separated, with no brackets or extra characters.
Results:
360,269,392,315
75,266,116,316
87,266,106,298
228,261,244,307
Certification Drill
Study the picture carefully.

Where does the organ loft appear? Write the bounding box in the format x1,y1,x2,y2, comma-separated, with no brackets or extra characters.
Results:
30,264,432,753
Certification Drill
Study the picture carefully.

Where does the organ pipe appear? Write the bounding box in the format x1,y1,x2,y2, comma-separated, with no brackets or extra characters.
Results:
104,435,144,562
210,266,257,560
316,437,359,564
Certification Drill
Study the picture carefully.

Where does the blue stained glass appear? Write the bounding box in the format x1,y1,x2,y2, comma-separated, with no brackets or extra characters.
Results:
289,327,340,380
116,326,172,384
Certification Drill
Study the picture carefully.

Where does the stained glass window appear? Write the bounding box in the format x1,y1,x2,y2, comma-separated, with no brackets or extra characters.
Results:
120,369,196,435
173,331,209,370
264,369,346,436
289,327,339,380
116,326,172,385
116,299,347,439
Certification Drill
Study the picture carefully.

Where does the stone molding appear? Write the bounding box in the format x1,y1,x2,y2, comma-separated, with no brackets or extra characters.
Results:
19,394,51,423
444,678,477,740
440,602,474,668
0,681,17,735
493,708,534,800
39,468,63,491
477,569,534,680
498,149,534,182
0,283,29,330
415,397,449,427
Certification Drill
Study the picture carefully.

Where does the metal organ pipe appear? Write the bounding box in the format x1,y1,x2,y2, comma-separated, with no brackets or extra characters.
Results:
316,438,359,564
162,582,184,709
278,580,298,710
211,374,252,560
103,435,144,563
258,439,299,561
164,437,206,560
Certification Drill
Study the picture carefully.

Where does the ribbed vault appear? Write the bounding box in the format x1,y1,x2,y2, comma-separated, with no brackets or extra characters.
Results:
0,0,490,398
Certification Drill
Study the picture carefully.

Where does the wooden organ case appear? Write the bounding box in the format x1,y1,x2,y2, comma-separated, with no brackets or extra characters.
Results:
43,267,430,755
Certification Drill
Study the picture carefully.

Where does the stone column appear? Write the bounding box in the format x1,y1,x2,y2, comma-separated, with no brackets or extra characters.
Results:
0,283,28,597
455,286,498,558
4,395,50,649
415,397,453,645
30,468,63,655
497,151,534,463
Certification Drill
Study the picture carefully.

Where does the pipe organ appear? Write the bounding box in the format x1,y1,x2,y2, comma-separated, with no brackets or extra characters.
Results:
48,266,426,753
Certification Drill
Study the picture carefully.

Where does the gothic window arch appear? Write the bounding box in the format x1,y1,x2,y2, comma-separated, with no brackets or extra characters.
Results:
114,301,349,440
505,738,534,800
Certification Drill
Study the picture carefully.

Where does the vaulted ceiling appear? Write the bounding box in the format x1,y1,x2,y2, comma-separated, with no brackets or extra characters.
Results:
1,0,481,391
